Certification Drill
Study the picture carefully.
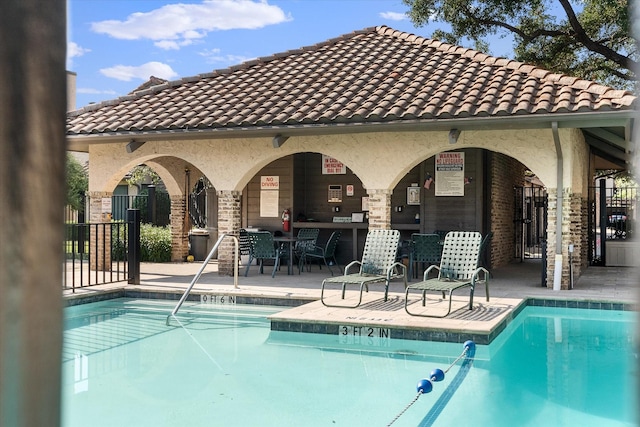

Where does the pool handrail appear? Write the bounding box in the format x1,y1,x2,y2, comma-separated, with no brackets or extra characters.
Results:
167,233,239,325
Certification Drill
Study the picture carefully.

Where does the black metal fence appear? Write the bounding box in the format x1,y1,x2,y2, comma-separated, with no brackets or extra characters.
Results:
63,210,141,291
64,186,170,226
588,181,637,265
514,185,548,260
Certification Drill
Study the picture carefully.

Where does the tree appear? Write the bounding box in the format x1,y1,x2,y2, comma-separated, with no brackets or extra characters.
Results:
126,164,162,186
66,154,88,212
403,0,637,89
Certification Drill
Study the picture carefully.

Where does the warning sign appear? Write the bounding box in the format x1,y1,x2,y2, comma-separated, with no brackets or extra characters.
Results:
322,155,346,175
435,152,464,196
260,176,280,190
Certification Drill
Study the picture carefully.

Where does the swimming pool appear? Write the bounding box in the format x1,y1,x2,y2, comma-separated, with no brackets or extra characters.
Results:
61,299,637,426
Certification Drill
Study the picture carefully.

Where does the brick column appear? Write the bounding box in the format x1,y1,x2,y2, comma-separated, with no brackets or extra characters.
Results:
546,189,581,289
87,191,112,271
366,189,392,230
568,192,586,278
170,195,189,261
216,190,242,276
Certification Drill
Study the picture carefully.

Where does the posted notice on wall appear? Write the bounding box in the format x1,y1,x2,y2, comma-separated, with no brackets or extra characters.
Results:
435,152,465,196
260,176,280,217
322,155,346,174
260,190,279,217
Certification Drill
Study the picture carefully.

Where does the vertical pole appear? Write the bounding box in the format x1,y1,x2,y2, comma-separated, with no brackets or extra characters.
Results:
147,185,156,225
551,122,564,291
128,209,141,285
598,179,607,265
78,207,86,255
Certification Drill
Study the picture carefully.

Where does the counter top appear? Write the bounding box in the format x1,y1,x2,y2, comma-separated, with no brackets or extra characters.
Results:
294,222,420,230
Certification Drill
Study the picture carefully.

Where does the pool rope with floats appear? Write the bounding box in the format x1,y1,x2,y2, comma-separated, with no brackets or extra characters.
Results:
386,340,476,427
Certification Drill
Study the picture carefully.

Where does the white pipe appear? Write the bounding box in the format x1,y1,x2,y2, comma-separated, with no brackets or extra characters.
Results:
552,122,563,291
553,255,563,291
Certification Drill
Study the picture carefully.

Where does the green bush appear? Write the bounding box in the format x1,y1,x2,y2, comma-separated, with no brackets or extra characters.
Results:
140,224,172,262
112,223,171,262
112,223,127,261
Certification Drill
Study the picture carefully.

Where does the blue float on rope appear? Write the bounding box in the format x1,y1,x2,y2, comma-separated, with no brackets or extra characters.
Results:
389,340,478,427
463,340,476,358
416,378,433,394
430,368,445,382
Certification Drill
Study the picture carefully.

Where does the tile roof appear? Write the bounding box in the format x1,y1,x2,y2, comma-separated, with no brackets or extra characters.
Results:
67,26,636,136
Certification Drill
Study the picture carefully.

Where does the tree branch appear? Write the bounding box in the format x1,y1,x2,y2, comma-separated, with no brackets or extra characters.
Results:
557,0,636,71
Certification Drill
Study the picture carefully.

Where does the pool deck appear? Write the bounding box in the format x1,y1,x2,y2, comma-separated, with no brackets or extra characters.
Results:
63,260,638,344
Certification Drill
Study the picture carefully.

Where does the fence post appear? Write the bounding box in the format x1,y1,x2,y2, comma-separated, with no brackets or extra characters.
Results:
147,185,156,225
598,179,607,265
128,209,141,285
540,238,547,287
77,209,86,255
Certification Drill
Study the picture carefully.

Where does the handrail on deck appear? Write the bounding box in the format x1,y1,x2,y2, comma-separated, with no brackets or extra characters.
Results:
166,233,239,325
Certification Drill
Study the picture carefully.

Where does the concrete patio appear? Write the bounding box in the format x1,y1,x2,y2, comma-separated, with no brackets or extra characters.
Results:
62,258,638,344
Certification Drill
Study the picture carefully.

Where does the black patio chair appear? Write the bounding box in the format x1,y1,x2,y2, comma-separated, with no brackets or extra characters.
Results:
243,231,284,278
408,233,443,281
293,228,320,273
304,230,341,275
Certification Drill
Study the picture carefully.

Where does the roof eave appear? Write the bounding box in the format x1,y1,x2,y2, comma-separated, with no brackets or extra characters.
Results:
66,110,636,152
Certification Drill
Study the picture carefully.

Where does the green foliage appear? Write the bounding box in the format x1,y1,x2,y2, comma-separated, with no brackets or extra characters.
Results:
154,190,171,226
126,165,162,186
113,223,172,262
140,224,172,262
403,0,637,89
66,154,88,211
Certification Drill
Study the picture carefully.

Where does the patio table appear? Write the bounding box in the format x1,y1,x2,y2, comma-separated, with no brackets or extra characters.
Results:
274,236,313,275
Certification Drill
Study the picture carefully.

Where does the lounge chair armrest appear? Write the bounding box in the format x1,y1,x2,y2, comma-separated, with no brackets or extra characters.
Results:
473,267,490,281
344,260,361,275
422,264,440,281
473,267,490,301
386,262,406,279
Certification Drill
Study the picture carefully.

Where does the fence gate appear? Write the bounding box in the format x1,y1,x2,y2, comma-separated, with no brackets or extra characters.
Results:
588,181,637,265
514,186,548,260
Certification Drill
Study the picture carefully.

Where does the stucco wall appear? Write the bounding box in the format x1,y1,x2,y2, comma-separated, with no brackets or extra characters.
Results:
88,128,561,195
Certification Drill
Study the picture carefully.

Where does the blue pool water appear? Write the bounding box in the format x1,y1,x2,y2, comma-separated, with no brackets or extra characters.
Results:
61,299,637,426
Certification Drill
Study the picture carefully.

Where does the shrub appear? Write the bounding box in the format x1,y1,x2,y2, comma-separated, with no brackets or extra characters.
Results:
140,224,172,262
112,223,172,262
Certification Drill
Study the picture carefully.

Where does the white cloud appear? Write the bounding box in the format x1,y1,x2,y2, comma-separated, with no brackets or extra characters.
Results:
68,41,91,58
91,0,291,50
199,48,253,65
100,62,179,82
67,41,91,68
380,11,407,21
154,39,196,50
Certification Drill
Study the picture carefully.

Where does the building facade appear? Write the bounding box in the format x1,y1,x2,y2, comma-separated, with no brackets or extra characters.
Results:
67,26,636,289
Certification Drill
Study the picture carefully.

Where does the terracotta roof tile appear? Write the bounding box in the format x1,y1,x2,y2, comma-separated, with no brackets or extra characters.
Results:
67,25,636,136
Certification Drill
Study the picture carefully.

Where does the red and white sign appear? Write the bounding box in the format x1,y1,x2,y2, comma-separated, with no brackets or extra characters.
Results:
322,155,346,175
260,176,280,189
435,152,465,196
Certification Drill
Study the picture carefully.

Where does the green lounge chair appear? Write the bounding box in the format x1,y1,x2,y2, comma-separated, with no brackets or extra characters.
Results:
404,231,489,318
320,229,407,308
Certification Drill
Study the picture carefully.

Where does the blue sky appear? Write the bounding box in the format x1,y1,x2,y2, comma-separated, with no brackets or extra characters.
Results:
67,0,515,109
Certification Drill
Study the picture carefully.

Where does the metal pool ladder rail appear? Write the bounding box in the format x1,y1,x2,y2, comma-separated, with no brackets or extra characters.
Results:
167,233,239,325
